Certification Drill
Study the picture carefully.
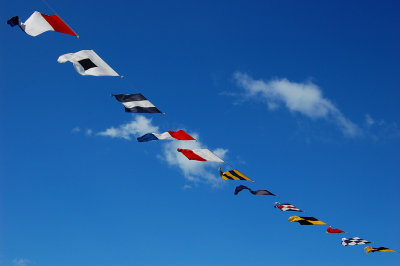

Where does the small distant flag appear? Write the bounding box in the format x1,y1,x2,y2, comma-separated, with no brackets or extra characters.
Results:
342,237,371,246
234,185,275,196
137,130,195,142
326,226,345,234
365,247,397,254
58,50,119,76
288,216,326,225
274,202,302,212
113,94,162,113
7,11,77,37
177,148,224,162
218,167,253,181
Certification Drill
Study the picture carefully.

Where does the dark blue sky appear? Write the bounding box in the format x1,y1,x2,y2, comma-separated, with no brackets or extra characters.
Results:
1,0,399,265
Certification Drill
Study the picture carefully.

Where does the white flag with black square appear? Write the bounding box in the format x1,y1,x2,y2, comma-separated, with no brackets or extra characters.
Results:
341,237,371,246
57,50,119,76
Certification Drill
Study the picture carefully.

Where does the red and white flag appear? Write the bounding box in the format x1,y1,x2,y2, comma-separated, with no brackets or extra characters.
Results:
8,11,77,37
274,202,302,212
177,148,224,162
137,130,196,142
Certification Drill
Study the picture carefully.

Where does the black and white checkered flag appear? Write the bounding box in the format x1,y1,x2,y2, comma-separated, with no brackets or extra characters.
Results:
342,237,371,246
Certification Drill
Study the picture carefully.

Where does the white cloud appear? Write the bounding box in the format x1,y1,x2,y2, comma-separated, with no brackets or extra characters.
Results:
86,129,93,136
13,258,30,266
234,72,360,137
97,115,159,140
365,114,375,126
212,148,229,159
71,127,81,133
160,138,227,187
97,116,227,187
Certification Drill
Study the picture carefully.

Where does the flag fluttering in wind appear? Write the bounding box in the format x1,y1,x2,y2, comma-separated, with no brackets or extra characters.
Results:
274,202,302,212
58,50,119,76
326,226,345,234
288,216,326,225
113,94,162,113
7,7,391,255
342,237,371,246
218,167,253,181
234,185,275,196
365,247,397,254
177,148,224,162
137,130,195,142
7,11,77,37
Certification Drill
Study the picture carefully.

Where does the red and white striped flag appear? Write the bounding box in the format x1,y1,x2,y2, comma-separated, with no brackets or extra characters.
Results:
177,148,224,162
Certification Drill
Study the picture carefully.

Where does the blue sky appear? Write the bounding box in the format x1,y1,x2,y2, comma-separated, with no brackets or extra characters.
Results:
1,0,400,265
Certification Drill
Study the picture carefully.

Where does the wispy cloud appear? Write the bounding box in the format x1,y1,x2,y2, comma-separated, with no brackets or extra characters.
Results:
363,114,400,139
97,116,227,187
160,137,227,187
13,258,30,266
71,127,81,133
365,114,375,126
97,116,159,140
233,72,360,137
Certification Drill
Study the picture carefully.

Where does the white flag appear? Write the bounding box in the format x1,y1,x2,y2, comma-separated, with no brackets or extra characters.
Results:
57,50,119,76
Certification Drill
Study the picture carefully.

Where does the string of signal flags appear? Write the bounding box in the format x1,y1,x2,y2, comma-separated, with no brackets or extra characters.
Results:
6,5,397,256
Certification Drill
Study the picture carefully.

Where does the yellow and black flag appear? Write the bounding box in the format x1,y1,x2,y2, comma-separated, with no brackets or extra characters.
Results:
288,216,326,225
218,167,253,181
365,247,397,254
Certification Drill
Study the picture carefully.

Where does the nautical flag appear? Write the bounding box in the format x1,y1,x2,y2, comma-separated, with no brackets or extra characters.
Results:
137,130,195,142
113,94,162,113
234,185,275,196
288,216,326,225
58,50,119,76
218,167,253,181
365,247,397,254
274,202,302,212
341,237,371,246
7,11,77,37
326,226,345,234
177,148,224,162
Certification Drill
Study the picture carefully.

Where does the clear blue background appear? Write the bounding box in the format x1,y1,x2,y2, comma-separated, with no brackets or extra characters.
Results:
1,0,399,265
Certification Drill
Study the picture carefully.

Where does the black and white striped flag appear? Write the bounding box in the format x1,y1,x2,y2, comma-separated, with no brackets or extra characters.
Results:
113,94,162,113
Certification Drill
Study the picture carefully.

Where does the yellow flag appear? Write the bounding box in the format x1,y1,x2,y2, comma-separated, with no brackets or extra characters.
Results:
365,247,397,253
288,216,326,225
218,167,252,181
